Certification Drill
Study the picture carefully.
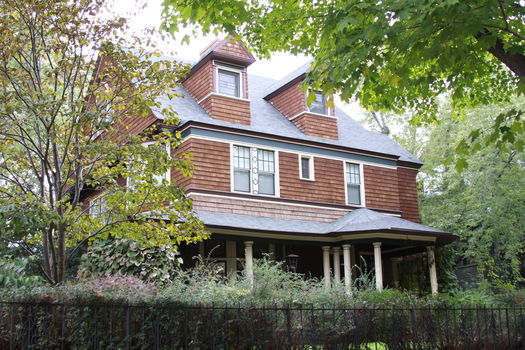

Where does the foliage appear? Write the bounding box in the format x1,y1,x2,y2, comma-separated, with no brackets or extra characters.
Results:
0,256,43,288
162,0,525,160
420,98,525,288
78,238,183,285
0,0,207,284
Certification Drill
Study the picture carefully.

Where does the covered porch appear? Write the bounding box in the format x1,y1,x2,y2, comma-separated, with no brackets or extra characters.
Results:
180,208,456,295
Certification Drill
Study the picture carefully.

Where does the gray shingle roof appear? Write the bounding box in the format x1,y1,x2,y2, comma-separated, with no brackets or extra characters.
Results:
196,208,455,243
151,63,421,164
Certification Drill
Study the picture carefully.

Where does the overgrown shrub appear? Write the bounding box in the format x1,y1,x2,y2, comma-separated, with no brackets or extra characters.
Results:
0,256,43,288
78,237,181,285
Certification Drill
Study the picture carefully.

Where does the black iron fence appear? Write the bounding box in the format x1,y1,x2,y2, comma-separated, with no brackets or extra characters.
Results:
0,301,524,349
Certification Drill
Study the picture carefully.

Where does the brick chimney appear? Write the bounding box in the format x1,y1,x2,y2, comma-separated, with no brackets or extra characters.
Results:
182,38,255,125
264,69,338,140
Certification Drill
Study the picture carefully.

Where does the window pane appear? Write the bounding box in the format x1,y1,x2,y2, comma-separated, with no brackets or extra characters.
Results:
346,163,360,185
310,92,326,114
218,69,240,97
301,157,310,179
234,169,250,192
347,184,361,205
258,173,275,195
257,149,274,173
233,145,250,169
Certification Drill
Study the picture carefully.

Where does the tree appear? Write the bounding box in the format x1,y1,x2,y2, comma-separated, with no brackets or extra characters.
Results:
162,0,525,162
0,0,207,284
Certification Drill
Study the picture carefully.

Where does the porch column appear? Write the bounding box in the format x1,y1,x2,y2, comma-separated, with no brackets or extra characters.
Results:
427,246,439,295
373,242,383,291
226,241,237,279
244,241,254,288
322,246,331,290
342,244,352,295
332,247,341,283
268,243,276,261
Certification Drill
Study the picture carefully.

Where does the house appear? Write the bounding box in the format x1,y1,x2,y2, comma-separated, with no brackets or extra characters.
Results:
93,39,456,294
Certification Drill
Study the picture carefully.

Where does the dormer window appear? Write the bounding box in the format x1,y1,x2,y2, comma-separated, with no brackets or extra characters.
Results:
216,62,244,98
309,91,327,115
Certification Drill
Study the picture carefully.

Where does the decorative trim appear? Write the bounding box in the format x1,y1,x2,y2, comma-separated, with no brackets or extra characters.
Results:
198,92,251,105
187,190,402,216
208,227,438,244
181,131,398,169
289,111,337,122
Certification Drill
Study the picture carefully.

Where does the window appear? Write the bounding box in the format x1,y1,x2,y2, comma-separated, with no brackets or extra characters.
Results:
345,162,362,205
127,142,170,189
233,145,276,196
299,155,314,180
309,91,327,115
218,69,240,97
91,195,110,224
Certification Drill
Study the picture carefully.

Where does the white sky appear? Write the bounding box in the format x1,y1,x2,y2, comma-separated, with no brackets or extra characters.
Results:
112,0,368,123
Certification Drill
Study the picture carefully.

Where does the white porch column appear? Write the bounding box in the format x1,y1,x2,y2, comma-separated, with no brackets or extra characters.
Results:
244,241,254,287
373,242,383,291
427,246,439,295
342,244,352,295
322,246,331,290
332,247,341,283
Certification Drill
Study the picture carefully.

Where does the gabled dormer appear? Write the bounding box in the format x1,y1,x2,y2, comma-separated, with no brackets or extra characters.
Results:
182,39,255,125
264,65,338,140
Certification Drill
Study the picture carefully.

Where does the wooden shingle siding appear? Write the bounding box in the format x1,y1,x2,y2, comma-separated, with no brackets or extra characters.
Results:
200,94,251,125
397,167,420,223
279,152,346,204
183,60,214,101
268,81,306,118
216,41,252,59
293,113,338,140
173,138,230,192
190,194,348,222
363,165,400,212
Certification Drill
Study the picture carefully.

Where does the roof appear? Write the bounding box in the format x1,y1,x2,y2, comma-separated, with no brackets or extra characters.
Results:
150,61,421,164
196,208,456,244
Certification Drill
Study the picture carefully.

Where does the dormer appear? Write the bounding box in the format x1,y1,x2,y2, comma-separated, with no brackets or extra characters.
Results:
264,66,338,140
182,39,255,125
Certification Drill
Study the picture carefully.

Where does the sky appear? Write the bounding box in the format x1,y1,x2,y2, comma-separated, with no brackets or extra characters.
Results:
112,0,368,123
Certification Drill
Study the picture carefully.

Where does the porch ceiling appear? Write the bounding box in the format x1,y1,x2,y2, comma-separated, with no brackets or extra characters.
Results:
196,208,457,245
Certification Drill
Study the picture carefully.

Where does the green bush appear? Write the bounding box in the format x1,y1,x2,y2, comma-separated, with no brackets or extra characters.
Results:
78,237,182,285
0,256,43,288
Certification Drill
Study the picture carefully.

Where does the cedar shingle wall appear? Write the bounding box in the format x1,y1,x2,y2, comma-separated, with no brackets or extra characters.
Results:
279,152,346,204
363,165,400,212
190,194,348,222
173,138,230,192
200,95,250,125
171,140,192,189
397,167,420,223
268,81,306,118
293,113,338,140
183,60,214,101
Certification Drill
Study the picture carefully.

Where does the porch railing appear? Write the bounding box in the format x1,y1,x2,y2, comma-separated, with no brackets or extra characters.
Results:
0,301,524,349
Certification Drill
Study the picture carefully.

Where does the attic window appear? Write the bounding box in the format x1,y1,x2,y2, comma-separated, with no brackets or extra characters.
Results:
218,69,240,97
309,91,327,115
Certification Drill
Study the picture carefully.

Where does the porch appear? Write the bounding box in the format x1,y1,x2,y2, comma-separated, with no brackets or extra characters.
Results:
180,208,456,294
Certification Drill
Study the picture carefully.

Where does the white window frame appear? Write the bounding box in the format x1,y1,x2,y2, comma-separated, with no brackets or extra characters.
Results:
306,90,333,116
230,143,280,197
344,162,366,207
127,141,171,188
90,193,110,224
298,154,315,181
214,61,244,99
